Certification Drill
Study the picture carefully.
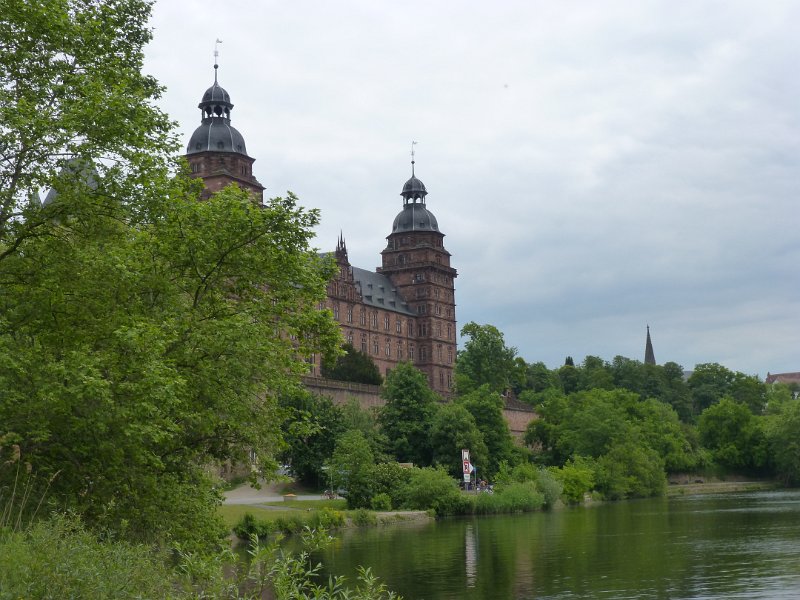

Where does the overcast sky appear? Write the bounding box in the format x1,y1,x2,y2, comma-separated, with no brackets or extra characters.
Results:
143,0,799,377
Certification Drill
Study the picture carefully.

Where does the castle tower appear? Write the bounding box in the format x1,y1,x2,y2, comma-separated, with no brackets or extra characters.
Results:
378,159,457,395
185,61,264,201
644,325,656,365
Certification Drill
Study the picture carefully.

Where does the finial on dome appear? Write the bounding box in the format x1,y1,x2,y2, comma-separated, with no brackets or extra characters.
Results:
214,38,223,83
411,140,417,176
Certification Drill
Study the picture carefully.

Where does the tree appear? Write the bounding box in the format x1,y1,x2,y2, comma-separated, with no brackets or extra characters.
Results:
698,397,767,472
455,322,517,394
1,0,173,260
459,385,515,477
378,362,439,466
688,363,736,414
429,403,488,479
280,391,346,488
327,430,375,509
0,182,341,548
321,342,382,385
765,400,800,485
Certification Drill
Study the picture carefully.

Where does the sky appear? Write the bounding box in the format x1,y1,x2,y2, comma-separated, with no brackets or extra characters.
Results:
143,0,799,377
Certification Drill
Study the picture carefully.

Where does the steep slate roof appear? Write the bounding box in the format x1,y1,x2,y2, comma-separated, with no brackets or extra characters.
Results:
765,372,800,385
351,266,416,316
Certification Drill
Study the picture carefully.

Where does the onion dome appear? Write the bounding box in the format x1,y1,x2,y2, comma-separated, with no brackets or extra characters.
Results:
393,161,438,232
186,64,248,155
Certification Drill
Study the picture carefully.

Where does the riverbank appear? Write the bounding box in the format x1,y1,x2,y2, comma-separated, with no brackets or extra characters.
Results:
666,479,779,496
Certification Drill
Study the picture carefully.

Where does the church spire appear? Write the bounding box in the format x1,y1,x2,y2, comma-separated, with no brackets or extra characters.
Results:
644,325,656,365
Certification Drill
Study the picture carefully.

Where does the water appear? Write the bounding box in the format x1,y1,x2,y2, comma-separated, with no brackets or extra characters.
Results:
315,490,800,599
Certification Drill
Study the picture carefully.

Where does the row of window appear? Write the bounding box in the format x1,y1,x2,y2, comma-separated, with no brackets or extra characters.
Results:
347,332,454,363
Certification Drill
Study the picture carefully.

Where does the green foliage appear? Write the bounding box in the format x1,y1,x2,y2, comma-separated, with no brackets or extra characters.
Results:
370,462,412,508
350,508,378,526
698,397,768,472
1,0,342,550
0,0,174,254
328,431,375,509
595,441,666,500
765,400,800,485
459,385,516,477
280,391,346,487
341,398,390,461
474,481,544,514
550,457,596,504
398,467,469,515
233,509,346,539
430,403,488,479
0,513,175,599
533,467,563,508
378,362,439,466
0,185,340,549
370,493,393,511
455,322,518,394
321,343,383,385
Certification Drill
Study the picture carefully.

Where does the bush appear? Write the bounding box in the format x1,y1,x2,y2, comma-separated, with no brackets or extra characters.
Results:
233,509,344,540
398,467,470,516
370,493,392,511
474,482,544,514
534,468,563,508
350,509,377,526
550,456,596,504
371,462,411,508
0,513,175,599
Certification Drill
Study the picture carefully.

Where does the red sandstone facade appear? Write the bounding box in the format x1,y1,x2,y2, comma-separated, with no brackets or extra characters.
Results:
185,69,457,396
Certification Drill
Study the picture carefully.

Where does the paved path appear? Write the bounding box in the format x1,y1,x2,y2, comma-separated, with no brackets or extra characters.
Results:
223,482,326,505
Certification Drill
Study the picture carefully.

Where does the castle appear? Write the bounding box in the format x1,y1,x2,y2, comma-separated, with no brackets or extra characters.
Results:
184,65,457,396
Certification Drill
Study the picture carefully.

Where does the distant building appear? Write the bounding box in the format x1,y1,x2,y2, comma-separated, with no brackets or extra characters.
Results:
184,67,457,396
644,325,656,365
765,372,800,387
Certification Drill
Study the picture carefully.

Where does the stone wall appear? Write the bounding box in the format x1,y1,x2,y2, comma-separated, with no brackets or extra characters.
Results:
301,376,537,440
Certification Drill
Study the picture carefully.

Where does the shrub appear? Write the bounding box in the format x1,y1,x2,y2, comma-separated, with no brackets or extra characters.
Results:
371,462,411,508
370,493,392,511
474,482,544,514
0,513,174,599
350,509,377,526
551,457,596,504
534,468,563,508
398,467,469,516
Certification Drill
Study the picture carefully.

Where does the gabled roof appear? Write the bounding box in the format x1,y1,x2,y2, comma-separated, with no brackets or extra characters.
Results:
351,266,415,316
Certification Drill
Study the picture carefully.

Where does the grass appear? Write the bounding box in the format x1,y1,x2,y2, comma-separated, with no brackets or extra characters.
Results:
262,499,347,510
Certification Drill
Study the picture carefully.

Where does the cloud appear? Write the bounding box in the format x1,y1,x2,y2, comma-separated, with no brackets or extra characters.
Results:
144,0,800,376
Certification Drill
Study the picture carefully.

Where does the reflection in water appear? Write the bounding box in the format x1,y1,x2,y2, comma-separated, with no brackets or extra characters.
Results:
464,524,477,588
316,490,800,599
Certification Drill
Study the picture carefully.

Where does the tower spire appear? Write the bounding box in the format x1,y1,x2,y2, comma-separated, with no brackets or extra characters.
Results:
214,38,223,83
411,140,417,176
644,325,656,365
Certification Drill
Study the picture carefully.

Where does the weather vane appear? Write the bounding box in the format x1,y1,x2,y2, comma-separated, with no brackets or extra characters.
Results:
411,141,418,175
214,38,223,81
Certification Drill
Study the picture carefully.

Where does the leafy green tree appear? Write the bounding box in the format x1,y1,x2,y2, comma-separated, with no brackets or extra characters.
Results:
0,183,341,548
459,385,515,477
455,322,517,394
378,362,439,466
765,400,800,485
327,430,375,509
729,372,767,415
698,397,767,472
321,342,382,385
340,397,389,461
550,456,596,504
688,363,736,414
525,361,559,393
430,403,488,479
0,0,173,260
630,398,701,472
578,355,615,391
596,440,666,499
280,392,346,488
557,364,580,394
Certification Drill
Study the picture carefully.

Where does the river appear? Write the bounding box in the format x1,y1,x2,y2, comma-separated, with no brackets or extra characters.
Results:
314,489,800,599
